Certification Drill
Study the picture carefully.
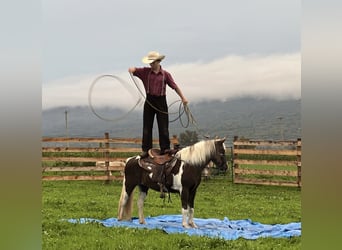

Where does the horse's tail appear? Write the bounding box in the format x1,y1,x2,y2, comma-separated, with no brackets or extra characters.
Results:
117,176,134,221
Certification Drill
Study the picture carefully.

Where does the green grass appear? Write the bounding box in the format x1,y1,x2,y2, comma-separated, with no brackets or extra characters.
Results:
42,177,301,249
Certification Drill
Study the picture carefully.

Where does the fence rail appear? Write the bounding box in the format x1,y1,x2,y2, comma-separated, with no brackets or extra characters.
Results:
232,136,301,187
42,133,179,181
42,134,302,187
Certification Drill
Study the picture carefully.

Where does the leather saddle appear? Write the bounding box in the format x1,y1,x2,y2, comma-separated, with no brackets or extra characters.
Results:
138,149,179,198
148,148,175,165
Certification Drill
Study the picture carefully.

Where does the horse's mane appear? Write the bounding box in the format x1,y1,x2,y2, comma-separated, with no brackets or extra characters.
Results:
175,139,216,166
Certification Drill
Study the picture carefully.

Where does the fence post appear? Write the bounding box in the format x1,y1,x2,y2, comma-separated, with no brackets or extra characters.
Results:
228,145,233,182
171,135,180,149
233,136,239,183
296,138,302,187
104,132,111,183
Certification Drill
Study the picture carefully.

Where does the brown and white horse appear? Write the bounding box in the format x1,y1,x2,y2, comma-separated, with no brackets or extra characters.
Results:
117,138,228,228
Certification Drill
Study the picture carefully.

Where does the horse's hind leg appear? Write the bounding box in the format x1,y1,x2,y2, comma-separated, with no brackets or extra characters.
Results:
118,178,134,221
117,187,129,220
137,185,148,224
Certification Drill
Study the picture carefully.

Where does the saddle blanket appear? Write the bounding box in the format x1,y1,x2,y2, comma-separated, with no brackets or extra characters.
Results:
68,215,301,240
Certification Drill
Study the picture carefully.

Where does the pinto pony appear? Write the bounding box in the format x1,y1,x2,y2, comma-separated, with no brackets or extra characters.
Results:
117,138,228,228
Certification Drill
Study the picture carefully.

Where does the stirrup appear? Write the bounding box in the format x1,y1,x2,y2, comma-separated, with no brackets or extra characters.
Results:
158,183,166,199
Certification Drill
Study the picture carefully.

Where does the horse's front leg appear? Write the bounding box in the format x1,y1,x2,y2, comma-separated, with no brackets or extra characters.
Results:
188,207,197,228
188,190,198,228
181,189,191,228
137,186,148,224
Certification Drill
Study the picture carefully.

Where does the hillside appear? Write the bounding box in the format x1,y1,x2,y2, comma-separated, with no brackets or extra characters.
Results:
42,97,301,144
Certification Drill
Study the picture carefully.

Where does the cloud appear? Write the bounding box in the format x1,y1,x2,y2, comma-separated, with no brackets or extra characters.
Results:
168,53,301,102
42,53,300,110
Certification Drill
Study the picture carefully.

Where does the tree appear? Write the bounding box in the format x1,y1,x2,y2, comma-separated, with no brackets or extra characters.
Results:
179,130,199,147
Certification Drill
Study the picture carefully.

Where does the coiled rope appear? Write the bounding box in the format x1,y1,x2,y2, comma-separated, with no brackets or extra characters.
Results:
88,73,207,135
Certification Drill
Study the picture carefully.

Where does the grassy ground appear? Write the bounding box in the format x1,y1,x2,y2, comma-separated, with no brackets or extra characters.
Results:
42,176,301,250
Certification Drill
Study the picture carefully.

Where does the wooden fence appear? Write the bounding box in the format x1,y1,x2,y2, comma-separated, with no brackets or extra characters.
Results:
42,134,302,187
42,133,179,181
232,136,301,187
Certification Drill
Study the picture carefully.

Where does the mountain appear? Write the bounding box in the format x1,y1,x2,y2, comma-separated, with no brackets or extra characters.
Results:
42,97,301,144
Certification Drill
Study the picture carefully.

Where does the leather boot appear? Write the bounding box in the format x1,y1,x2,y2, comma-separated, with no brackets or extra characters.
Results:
140,151,148,158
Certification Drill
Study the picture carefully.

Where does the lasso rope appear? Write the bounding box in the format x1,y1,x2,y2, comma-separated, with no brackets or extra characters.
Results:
128,72,180,116
88,73,209,136
88,74,142,122
129,72,203,130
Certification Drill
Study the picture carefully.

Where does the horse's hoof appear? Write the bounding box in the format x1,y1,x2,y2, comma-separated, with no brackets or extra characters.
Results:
189,223,198,228
160,193,165,199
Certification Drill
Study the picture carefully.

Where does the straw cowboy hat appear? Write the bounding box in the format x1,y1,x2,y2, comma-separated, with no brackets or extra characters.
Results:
142,51,165,64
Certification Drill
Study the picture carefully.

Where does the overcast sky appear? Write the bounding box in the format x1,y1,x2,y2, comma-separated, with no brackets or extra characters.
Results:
42,0,300,110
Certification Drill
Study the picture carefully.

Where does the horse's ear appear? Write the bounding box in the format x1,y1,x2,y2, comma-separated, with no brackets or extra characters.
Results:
215,137,226,143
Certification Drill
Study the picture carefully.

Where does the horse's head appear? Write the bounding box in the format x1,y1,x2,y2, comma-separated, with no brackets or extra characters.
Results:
212,138,228,172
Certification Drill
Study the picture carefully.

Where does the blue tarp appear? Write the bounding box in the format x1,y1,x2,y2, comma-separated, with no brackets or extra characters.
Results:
68,215,301,240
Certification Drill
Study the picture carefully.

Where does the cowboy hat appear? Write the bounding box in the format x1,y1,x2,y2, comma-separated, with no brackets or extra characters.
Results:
142,51,165,64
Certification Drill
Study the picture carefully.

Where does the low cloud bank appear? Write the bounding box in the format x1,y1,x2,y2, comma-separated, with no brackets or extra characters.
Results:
42,53,300,110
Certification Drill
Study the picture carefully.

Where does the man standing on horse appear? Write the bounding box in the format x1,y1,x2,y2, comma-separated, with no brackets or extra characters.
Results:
128,51,188,158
